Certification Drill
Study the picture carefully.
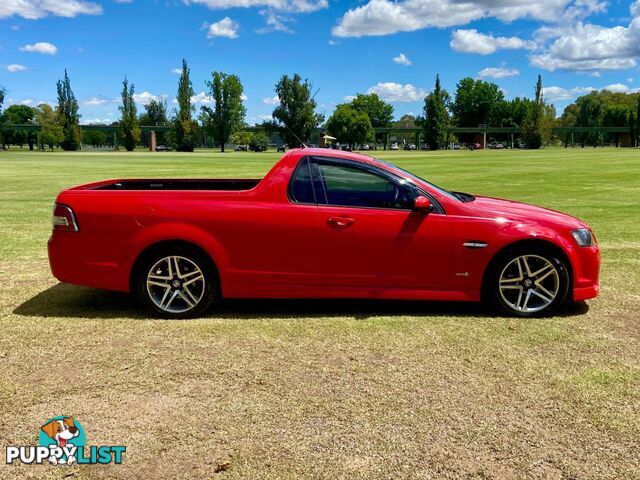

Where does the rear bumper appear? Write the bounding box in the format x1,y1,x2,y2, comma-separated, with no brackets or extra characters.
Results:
48,233,130,292
571,245,600,301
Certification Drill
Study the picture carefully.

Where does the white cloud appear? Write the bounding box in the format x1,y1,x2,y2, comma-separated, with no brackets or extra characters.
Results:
20,42,58,55
255,113,273,121
540,84,640,101
241,93,248,101
478,67,519,79
171,68,182,74
393,53,412,65
451,29,535,55
82,96,108,106
132,91,167,106
366,82,427,102
192,91,214,104
257,10,294,33
328,39,339,46
0,0,102,19
206,17,239,38
601,83,640,93
185,0,327,13
530,2,640,72
542,86,581,101
262,95,280,105
6,64,27,72
333,0,573,38
83,118,111,124
343,95,356,102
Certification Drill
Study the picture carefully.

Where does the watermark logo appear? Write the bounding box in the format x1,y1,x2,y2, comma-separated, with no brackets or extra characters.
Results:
5,416,126,465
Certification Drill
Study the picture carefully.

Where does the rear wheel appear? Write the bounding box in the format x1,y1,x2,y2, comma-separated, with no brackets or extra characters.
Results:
135,247,216,319
488,249,570,317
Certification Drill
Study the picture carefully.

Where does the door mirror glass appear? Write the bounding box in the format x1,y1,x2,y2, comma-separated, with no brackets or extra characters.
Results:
413,195,432,213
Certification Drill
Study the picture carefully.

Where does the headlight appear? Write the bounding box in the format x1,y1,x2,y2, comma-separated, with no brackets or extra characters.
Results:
571,228,594,247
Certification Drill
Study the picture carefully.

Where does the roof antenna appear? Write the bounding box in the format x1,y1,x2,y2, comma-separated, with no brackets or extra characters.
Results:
282,122,307,149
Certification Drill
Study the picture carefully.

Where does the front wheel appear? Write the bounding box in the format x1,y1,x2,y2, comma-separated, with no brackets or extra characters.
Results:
488,250,570,317
135,247,216,319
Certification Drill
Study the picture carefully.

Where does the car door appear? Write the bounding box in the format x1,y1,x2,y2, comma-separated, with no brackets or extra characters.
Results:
311,157,452,291
198,157,323,295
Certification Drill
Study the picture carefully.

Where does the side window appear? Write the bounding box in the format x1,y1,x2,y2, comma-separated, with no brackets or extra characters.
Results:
317,162,415,210
289,158,316,204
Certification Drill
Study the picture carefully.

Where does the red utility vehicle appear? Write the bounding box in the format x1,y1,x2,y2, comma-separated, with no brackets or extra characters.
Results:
49,148,600,318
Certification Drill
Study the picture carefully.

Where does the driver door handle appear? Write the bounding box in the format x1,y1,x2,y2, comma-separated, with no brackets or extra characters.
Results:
327,216,355,228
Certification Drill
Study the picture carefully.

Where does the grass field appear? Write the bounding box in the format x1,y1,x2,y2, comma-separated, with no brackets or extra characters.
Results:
0,147,639,479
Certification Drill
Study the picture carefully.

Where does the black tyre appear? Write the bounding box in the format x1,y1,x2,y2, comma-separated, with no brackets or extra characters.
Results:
487,247,570,317
134,246,216,319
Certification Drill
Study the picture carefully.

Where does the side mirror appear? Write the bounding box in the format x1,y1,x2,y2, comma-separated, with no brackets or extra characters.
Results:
413,195,433,213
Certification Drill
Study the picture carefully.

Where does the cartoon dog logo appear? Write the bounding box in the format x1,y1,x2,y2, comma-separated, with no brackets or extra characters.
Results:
40,417,79,464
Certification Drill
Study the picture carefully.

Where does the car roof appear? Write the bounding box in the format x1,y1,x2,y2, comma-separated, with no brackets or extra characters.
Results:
286,147,376,165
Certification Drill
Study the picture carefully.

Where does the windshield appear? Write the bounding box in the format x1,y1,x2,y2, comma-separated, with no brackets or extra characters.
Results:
376,159,461,201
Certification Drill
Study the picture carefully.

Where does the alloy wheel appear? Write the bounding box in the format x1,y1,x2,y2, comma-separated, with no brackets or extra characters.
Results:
145,255,206,314
498,254,560,314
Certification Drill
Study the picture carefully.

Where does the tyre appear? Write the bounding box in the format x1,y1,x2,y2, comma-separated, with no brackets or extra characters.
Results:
487,248,570,317
134,246,217,319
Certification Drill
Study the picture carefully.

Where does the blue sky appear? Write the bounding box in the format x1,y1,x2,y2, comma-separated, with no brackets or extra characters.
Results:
1,0,639,124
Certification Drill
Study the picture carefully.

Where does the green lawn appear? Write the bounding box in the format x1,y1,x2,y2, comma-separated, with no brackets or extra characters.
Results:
0,147,639,479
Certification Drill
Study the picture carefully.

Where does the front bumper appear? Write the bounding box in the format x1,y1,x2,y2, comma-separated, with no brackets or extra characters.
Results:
571,245,600,301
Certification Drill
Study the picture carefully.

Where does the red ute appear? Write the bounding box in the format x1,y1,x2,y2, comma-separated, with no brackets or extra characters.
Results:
48,149,600,318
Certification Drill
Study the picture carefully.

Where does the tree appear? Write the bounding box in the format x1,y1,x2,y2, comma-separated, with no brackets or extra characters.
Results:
230,130,253,145
452,77,505,128
636,97,640,147
173,59,196,152
201,71,246,152
392,114,418,146
272,74,324,147
118,77,141,151
139,99,168,145
326,104,373,149
350,93,393,128
522,75,553,149
423,74,450,150
1,104,36,149
249,131,270,152
349,92,393,146
82,129,108,147
56,70,81,151
35,104,63,151
0,85,5,148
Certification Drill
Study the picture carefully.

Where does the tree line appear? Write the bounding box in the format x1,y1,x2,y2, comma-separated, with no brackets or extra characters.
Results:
1,65,639,152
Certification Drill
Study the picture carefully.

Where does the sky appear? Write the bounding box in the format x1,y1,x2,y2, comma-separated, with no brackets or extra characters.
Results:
1,0,639,124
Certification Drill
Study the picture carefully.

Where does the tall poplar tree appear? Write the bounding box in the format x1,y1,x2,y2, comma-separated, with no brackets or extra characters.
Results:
173,59,196,152
118,76,140,151
423,74,450,150
56,70,81,151
522,75,552,149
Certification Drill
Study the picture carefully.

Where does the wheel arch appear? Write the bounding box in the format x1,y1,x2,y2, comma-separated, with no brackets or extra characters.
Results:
129,239,222,297
481,238,573,302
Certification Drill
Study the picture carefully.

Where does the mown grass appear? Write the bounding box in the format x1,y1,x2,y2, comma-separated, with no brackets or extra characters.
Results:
0,147,639,479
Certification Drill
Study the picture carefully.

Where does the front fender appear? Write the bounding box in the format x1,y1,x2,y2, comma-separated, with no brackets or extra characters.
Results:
449,217,577,294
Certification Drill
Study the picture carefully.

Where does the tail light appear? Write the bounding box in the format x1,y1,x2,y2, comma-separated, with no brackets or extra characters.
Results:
52,203,79,232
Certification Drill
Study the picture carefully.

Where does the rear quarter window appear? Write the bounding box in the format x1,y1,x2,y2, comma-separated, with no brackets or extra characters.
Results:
289,158,316,204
